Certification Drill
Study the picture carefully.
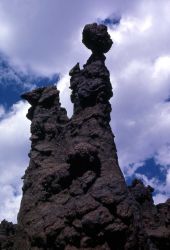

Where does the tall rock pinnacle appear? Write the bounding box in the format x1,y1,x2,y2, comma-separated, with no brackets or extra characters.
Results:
0,23,169,250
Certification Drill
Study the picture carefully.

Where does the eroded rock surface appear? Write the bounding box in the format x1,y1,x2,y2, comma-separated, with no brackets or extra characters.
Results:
0,23,169,250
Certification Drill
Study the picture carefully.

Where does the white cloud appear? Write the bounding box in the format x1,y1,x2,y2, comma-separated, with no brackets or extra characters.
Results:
165,169,170,190
0,0,139,74
57,74,73,118
107,3,170,173
153,193,168,204
0,101,30,222
0,9,13,51
155,144,170,167
136,170,170,204
153,56,170,80
0,185,22,223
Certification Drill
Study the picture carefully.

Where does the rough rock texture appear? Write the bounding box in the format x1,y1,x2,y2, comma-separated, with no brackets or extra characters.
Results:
0,220,16,249
0,23,170,249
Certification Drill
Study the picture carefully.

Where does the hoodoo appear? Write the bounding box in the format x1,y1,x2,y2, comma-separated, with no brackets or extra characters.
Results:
0,23,169,250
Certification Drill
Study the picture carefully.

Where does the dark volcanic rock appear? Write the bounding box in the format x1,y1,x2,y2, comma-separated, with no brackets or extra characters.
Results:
0,220,16,249
82,23,113,54
129,180,170,250
1,23,170,249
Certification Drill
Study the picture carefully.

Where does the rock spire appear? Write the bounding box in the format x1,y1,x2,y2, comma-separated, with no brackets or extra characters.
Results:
0,23,169,250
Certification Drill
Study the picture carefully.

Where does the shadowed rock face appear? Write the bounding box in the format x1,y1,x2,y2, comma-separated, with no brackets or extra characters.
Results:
0,23,170,250
82,23,113,54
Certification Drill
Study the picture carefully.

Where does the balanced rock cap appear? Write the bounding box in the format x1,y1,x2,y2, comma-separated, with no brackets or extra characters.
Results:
82,23,113,54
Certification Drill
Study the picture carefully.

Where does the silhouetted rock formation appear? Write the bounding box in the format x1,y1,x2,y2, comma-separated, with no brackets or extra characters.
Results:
0,23,170,250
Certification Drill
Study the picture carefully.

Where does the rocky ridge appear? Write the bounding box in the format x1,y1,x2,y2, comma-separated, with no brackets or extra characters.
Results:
0,23,169,250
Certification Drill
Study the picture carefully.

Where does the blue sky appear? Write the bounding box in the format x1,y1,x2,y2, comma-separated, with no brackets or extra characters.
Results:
0,52,59,109
0,0,170,222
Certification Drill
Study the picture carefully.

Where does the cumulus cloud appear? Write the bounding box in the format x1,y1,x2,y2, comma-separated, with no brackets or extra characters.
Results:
0,50,59,90
106,1,170,203
111,59,170,170
136,170,170,204
0,0,139,74
154,193,169,204
155,144,170,167
0,101,30,222
57,74,72,118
